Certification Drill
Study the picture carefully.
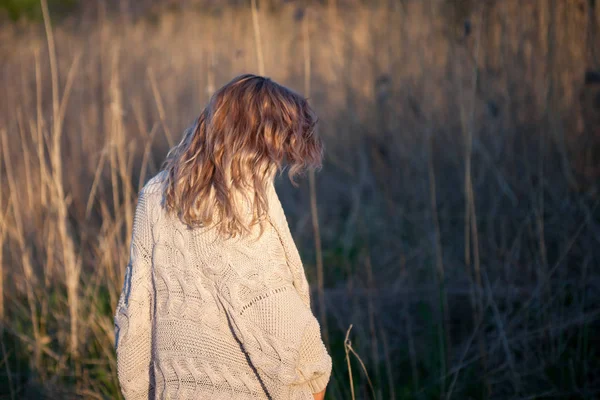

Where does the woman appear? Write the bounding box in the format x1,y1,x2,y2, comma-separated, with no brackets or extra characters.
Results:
114,74,332,400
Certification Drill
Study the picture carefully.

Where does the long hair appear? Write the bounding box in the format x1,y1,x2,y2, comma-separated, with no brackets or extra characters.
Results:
161,74,323,237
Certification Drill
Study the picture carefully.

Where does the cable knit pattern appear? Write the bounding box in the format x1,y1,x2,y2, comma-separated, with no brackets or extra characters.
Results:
114,172,332,400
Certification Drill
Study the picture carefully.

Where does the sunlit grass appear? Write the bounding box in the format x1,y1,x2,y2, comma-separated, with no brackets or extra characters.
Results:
0,1,599,399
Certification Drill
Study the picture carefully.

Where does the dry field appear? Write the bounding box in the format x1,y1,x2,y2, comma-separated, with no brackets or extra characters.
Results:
0,0,599,398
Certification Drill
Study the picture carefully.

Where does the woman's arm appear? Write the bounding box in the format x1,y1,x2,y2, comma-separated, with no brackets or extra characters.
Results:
210,183,331,399
214,273,332,399
266,182,332,394
114,189,156,399
296,311,332,394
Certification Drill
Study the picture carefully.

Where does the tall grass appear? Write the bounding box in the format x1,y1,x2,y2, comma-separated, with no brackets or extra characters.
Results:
0,0,599,398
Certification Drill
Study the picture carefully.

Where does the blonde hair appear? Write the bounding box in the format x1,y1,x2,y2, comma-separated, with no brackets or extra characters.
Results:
162,74,323,237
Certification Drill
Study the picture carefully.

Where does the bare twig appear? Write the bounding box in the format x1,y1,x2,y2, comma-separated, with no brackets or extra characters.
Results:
345,324,376,399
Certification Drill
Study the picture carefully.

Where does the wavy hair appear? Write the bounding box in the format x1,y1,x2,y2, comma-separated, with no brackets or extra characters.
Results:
161,74,323,237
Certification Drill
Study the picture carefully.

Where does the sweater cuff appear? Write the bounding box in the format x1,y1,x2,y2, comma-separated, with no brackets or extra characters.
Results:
306,367,331,393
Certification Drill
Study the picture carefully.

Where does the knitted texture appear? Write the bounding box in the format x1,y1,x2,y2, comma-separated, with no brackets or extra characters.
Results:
114,172,332,400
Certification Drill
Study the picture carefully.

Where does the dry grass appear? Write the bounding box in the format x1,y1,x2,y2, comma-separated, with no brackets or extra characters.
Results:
0,0,599,399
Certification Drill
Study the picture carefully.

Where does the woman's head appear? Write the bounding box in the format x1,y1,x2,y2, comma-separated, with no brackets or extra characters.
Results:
162,74,323,236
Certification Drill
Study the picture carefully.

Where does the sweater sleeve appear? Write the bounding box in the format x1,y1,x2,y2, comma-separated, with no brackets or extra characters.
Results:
215,274,332,399
269,206,332,393
266,183,332,393
211,183,332,399
114,190,155,399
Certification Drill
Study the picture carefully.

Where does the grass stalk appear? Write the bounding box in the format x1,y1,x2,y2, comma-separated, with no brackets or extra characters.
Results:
41,0,81,359
34,47,48,209
109,47,123,222
0,339,15,400
1,128,42,371
16,110,34,211
251,0,265,75
379,324,396,400
345,324,356,400
401,281,419,392
148,67,174,147
131,97,158,190
426,127,449,398
365,254,381,399
0,157,5,323
457,6,488,396
303,10,329,347
345,324,376,400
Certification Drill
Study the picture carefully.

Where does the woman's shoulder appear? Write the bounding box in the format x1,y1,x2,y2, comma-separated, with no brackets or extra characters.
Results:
141,170,168,196
136,171,168,218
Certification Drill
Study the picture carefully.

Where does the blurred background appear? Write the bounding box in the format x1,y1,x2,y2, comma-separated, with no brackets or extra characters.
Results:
1,0,599,398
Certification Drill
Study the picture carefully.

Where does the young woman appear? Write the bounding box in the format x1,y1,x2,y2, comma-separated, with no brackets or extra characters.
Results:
114,74,332,400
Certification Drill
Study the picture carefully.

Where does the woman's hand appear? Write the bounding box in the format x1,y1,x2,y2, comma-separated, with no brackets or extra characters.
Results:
313,389,326,400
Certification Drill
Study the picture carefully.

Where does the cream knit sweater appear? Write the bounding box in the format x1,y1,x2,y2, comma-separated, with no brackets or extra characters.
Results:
114,172,332,400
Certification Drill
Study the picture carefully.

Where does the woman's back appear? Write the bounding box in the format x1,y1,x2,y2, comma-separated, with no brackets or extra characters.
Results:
115,171,331,399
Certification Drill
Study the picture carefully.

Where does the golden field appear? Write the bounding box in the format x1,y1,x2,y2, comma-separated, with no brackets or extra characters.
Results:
0,0,599,398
